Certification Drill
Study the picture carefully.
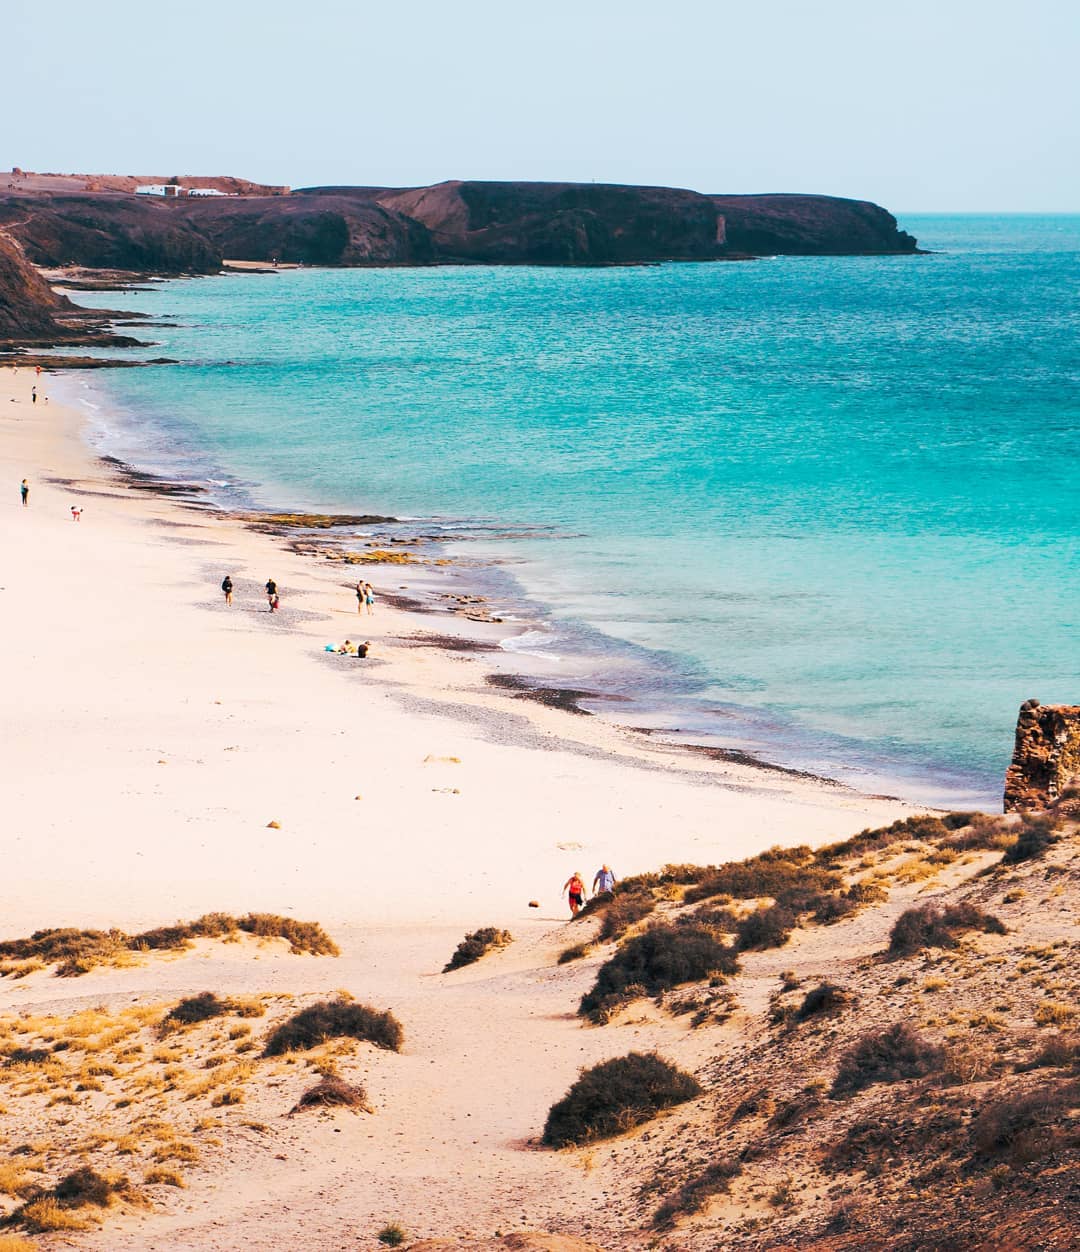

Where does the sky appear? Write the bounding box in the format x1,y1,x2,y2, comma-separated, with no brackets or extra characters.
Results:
5,0,1078,211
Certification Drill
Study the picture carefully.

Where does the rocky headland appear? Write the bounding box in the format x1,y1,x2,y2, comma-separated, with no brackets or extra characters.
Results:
0,171,920,353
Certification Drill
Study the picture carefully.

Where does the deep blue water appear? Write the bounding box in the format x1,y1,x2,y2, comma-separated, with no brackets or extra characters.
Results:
67,214,1080,807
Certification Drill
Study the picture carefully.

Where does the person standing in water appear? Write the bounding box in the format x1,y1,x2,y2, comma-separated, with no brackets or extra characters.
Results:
563,871,587,917
592,864,617,896
221,575,233,606
20,479,29,507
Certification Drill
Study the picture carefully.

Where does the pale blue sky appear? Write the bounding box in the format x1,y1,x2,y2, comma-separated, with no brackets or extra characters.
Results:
6,0,1077,210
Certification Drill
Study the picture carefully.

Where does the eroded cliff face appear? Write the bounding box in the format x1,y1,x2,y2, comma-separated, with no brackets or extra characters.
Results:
709,193,918,255
377,180,722,264
0,232,75,342
1004,699,1080,811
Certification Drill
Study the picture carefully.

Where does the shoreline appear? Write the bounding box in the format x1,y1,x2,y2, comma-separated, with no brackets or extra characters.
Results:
0,364,920,939
53,346,993,810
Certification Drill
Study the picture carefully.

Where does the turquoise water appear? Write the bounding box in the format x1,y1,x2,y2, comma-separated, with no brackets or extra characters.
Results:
69,215,1080,807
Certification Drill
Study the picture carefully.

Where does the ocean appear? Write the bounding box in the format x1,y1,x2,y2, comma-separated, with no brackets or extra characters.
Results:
64,214,1080,808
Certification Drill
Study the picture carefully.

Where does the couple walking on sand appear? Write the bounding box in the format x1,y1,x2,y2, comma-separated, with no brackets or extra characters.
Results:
218,576,279,611
563,864,617,917
355,581,375,614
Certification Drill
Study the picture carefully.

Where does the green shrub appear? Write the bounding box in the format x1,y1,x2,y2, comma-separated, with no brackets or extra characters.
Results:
376,1223,407,1246
684,846,839,904
597,891,655,941
832,1023,945,1095
442,927,512,972
579,923,737,1021
163,993,232,1027
543,1052,700,1148
263,999,403,1056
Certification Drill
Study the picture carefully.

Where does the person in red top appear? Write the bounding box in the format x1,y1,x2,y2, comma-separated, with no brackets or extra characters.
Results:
563,871,586,917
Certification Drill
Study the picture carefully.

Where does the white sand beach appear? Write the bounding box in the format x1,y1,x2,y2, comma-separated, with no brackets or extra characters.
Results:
0,365,919,1248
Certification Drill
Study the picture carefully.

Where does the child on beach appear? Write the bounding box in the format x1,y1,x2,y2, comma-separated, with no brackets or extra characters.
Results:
221,575,233,606
563,871,587,917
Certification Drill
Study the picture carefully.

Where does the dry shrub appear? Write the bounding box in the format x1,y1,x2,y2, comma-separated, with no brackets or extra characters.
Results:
0,912,338,975
1002,813,1062,864
4,1048,50,1066
888,902,1006,955
653,1157,742,1228
1023,1033,1080,1071
684,845,839,904
442,927,512,972
579,922,737,1022
0,1235,38,1251
797,983,853,1021
18,1198,93,1233
263,999,403,1056
143,1168,185,1187
832,1023,945,1095
735,903,797,951
1033,1002,1076,1028
292,1074,370,1112
970,1080,1079,1164
944,813,1013,852
163,992,232,1027
557,942,591,965
542,1052,700,1148
597,892,655,941
816,814,954,861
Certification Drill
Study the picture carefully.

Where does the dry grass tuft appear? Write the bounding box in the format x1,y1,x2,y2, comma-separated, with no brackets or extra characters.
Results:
292,1073,371,1113
832,1023,945,1095
143,1167,186,1187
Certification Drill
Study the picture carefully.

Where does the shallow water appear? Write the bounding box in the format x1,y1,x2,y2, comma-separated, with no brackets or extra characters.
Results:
67,214,1080,807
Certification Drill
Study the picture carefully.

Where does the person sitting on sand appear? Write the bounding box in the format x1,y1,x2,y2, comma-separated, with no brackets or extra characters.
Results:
357,641,370,658
563,871,587,917
338,639,357,655
221,575,233,606
592,864,617,895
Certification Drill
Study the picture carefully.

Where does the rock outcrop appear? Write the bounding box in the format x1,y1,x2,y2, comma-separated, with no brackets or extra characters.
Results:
171,194,435,266
709,192,918,255
0,194,221,273
0,232,77,342
374,180,723,264
1003,699,1080,811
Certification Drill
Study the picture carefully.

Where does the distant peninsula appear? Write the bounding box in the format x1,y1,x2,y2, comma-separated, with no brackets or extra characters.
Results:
0,170,919,349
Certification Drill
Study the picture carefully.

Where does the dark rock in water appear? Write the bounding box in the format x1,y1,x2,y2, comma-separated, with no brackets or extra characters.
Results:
1004,700,1080,811
709,192,918,255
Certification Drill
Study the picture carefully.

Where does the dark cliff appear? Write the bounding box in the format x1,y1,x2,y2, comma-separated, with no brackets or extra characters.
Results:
709,193,917,255
170,195,434,266
0,194,221,273
0,233,79,342
374,181,723,264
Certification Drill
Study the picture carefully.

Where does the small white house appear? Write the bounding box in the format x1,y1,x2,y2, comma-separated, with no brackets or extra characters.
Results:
135,184,170,196
188,187,229,197
135,185,233,198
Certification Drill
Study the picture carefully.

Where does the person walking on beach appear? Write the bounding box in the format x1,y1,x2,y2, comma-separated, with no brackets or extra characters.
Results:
265,578,278,611
363,581,375,615
355,581,365,613
19,478,29,507
70,506,82,522
563,871,587,917
592,864,617,896
31,387,37,405
221,575,233,606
